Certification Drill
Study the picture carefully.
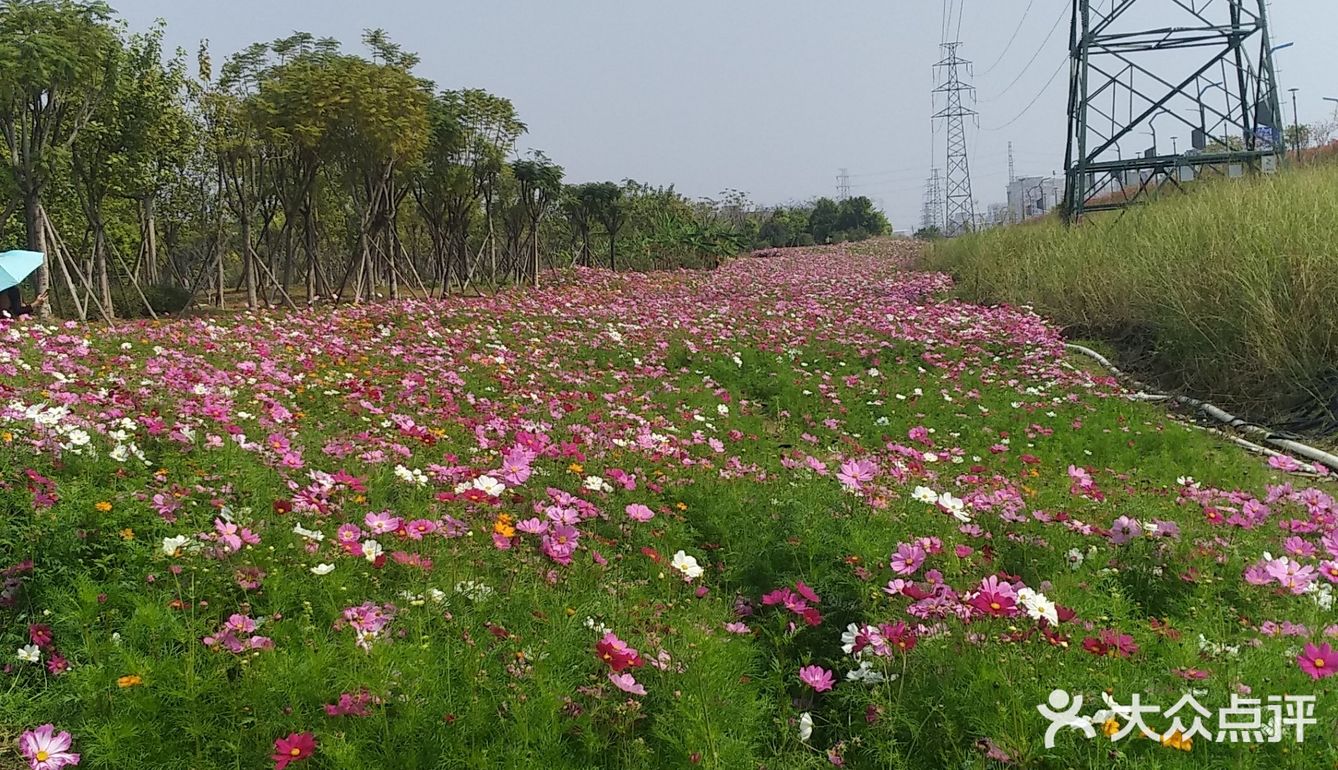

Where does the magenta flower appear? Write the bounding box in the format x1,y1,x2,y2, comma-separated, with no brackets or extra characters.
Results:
799,665,835,692
1298,642,1338,680
19,723,80,770
272,731,316,769
608,672,647,696
966,575,1018,617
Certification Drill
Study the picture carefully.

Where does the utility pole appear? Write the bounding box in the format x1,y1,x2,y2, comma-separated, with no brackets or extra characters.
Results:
836,169,851,201
1062,0,1284,222
1289,88,1301,162
933,42,977,237
1007,141,1016,184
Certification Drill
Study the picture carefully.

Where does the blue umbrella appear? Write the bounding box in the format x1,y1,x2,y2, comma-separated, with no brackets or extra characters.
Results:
0,250,45,292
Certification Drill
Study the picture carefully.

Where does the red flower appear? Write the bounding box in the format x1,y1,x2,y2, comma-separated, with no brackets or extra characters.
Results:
595,632,645,672
272,732,316,769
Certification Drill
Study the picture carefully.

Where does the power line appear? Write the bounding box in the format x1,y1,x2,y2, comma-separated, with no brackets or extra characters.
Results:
983,56,1067,131
981,3,1067,102
980,0,1036,76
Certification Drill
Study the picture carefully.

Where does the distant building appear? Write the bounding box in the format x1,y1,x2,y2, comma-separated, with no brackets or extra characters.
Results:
1007,176,1061,222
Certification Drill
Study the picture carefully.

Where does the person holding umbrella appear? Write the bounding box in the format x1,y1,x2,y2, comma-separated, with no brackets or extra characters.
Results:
0,250,48,318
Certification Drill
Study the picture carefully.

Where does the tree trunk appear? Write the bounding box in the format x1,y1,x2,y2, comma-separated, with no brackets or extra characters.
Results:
24,192,51,318
94,224,113,317
142,197,159,285
240,215,258,309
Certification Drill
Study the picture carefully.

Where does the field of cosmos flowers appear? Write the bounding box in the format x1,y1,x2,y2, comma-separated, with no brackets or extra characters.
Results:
3,240,1337,769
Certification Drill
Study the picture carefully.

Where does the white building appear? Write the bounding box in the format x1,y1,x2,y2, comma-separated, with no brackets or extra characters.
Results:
1006,176,1061,222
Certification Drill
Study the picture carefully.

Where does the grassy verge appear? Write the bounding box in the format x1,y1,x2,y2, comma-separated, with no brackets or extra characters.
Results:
921,165,1338,431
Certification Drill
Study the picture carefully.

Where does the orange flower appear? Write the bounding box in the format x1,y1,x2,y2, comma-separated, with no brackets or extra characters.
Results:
95,501,112,512
1160,730,1192,751
120,528,135,541
567,463,584,474
117,675,143,688
494,514,516,539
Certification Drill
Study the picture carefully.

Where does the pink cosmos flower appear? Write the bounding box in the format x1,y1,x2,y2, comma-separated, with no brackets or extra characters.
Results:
889,542,926,575
363,511,402,535
966,575,1018,617
20,723,80,769
1108,516,1142,545
272,732,316,769
836,459,877,490
1298,642,1338,680
608,672,647,696
625,504,655,522
799,665,835,692
794,580,821,604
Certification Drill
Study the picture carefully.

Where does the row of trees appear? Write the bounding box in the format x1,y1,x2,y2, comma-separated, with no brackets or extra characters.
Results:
0,1,887,319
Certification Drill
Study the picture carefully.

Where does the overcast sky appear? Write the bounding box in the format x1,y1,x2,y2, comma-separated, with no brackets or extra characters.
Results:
110,0,1338,232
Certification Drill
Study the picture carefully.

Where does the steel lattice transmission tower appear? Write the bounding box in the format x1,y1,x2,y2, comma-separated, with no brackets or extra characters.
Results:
921,168,944,232
933,43,977,236
836,168,852,200
1062,0,1284,222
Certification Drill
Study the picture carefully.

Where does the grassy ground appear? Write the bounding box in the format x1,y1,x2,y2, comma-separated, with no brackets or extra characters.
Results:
2,243,1337,769
921,165,1338,432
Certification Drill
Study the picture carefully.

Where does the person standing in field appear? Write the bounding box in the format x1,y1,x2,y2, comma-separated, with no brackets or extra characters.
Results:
0,286,46,318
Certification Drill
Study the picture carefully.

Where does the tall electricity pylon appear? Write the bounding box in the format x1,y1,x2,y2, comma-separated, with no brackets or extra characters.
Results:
921,168,944,232
1062,0,1284,222
933,43,977,236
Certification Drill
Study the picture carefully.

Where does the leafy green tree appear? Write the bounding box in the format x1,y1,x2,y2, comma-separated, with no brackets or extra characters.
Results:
0,0,119,311
511,153,563,286
808,197,840,244
588,182,625,271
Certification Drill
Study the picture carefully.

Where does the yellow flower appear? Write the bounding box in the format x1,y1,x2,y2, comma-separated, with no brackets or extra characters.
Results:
567,463,584,474
1160,730,1192,751
494,513,516,539
1,431,12,443
1102,718,1120,738
675,502,688,511
95,501,113,512
120,528,135,541
117,675,143,688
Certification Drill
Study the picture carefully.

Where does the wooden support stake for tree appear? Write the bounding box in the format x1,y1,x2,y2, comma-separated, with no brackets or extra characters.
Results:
43,212,113,323
106,241,159,320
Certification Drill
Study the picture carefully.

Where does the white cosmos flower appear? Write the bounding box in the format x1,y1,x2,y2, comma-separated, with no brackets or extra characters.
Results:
670,550,704,580
798,712,813,742
717,404,730,416
17,644,41,663
310,563,336,576
911,486,938,504
472,475,505,497
362,540,384,562
293,524,325,542
937,492,970,522
846,660,888,684
1016,587,1060,626
841,623,862,655
162,535,191,556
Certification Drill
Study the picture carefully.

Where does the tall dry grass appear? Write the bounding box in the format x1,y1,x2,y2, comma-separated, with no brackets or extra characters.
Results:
923,164,1338,425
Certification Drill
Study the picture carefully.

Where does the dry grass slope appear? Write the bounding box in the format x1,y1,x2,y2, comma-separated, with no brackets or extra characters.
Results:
923,164,1338,431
